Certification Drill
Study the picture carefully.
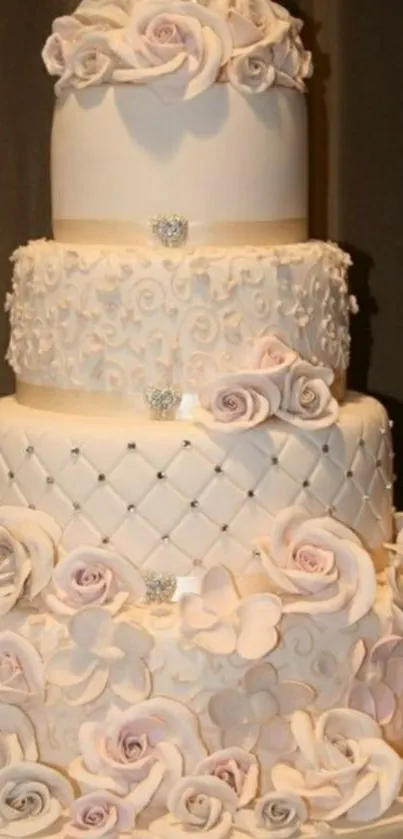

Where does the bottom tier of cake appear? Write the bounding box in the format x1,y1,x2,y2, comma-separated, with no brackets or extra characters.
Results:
0,392,394,575
1,544,403,839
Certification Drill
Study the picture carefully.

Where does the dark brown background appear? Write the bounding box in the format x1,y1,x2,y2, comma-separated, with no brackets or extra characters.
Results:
1,0,403,497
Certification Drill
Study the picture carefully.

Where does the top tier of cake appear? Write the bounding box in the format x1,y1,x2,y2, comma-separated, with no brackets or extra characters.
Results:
43,0,312,247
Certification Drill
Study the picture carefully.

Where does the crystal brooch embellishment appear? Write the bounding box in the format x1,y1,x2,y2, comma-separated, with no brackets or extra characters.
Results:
151,214,188,247
144,385,182,420
144,571,177,605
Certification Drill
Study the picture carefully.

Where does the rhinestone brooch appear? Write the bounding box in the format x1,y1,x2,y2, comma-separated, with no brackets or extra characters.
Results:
144,571,177,605
151,214,188,248
144,385,182,420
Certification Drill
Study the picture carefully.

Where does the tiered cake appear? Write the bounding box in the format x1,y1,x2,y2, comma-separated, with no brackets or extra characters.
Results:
0,1,402,837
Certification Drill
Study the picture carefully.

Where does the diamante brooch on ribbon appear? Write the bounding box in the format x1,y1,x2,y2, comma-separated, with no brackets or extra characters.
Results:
144,571,177,605
151,214,188,248
144,385,182,420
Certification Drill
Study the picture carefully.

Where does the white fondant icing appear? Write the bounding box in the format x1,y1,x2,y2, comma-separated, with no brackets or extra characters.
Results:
51,86,308,240
0,394,392,574
8,241,351,401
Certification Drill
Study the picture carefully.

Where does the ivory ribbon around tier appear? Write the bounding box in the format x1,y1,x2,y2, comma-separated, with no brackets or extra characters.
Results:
16,381,198,418
172,574,269,601
53,217,308,247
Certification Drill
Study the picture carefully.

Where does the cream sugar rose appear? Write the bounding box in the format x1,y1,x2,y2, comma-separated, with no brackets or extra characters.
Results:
43,0,312,101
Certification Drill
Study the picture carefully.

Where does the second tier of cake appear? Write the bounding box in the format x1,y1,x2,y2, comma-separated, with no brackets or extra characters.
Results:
0,393,393,574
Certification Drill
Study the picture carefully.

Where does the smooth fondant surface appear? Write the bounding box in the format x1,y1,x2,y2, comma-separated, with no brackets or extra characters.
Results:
51,86,308,243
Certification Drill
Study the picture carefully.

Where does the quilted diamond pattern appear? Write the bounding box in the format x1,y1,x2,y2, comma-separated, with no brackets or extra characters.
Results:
0,394,393,575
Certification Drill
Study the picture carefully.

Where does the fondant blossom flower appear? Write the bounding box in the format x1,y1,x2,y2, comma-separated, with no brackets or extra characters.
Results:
208,662,314,766
236,791,308,839
347,636,403,728
69,699,207,809
0,762,74,837
276,360,339,430
197,372,281,431
258,507,377,628
180,567,282,659
0,506,60,616
150,775,238,839
45,606,153,705
45,546,145,616
0,705,38,767
195,748,259,809
0,632,44,705
272,709,403,823
66,792,134,839
111,1,232,100
250,337,297,377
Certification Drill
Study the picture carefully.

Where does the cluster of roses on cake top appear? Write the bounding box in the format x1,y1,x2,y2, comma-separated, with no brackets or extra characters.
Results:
0,499,403,837
42,0,312,100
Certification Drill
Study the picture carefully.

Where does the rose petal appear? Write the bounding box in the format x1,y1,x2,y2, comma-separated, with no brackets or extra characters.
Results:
69,757,130,796
348,683,377,720
126,760,166,812
290,711,318,767
371,682,397,726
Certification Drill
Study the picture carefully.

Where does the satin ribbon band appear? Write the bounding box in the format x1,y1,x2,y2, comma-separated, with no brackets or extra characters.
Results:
16,381,183,417
53,217,308,248
171,574,269,601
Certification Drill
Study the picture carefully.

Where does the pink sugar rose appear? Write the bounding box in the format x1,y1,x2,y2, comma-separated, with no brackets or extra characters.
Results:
111,0,232,100
236,790,308,839
0,631,44,705
258,506,377,628
66,792,134,839
276,359,339,430
195,748,259,809
150,775,237,839
0,762,74,837
250,336,297,376
0,506,59,616
69,699,207,812
198,371,281,431
45,546,145,616
272,708,402,823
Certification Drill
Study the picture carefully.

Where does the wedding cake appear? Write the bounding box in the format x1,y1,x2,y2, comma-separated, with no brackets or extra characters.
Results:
0,1,402,837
